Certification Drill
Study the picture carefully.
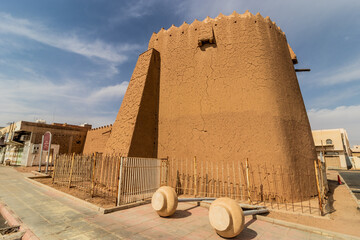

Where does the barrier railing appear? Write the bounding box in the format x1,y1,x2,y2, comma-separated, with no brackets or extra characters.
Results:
52,154,167,206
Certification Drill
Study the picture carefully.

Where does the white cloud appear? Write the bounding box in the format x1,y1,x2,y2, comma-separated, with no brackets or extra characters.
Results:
0,74,129,127
87,82,129,104
176,0,360,40
308,105,360,145
0,12,140,63
314,59,360,86
109,0,163,22
306,84,360,109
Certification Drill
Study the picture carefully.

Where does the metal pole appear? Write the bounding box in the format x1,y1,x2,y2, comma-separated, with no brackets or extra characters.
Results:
38,135,44,172
45,133,52,174
117,157,124,206
295,69,311,72
178,198,216,202
243,209,269,216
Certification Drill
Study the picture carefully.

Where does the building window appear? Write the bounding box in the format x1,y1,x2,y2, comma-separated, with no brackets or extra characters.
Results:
326,139,332,145
325,151,339,156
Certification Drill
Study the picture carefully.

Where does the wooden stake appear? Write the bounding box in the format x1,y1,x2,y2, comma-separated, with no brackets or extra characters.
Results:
314,160,323,215
317,158,324,197
165,156,169,186
232,161,236,199
91,153,97,197
238,161,242,200
100,155,105,188
205,174,209,197
246,158,251,203
68,153,75,188
194,156,197,197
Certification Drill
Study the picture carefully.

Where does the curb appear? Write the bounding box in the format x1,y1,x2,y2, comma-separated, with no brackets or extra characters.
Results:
25,177,150,214
103,200,151,214
30,171,51,177
0,202,38,240
267,208,330,219
255,215,360,240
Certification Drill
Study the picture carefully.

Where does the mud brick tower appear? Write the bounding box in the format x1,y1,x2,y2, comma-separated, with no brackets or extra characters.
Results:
104,11,318,199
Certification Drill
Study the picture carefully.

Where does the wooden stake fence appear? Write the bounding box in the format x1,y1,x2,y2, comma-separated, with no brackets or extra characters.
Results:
167,157,325,215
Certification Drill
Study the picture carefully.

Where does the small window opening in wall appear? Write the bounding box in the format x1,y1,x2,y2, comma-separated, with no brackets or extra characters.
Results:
326,139,332,145
198,39,216,47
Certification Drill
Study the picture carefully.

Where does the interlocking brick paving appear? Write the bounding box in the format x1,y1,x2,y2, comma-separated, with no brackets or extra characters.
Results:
0,166,329,239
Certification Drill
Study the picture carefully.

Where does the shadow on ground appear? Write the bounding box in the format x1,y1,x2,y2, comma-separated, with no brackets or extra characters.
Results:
324,179,340,214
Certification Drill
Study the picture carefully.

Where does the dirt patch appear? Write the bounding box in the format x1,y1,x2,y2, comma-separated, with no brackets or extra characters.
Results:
34,178,116,208
267,170,360,237
13,166,40,173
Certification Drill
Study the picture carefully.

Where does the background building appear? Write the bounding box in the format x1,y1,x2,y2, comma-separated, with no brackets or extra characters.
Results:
350,145,360,169
312,129,352,169
0,121,91,166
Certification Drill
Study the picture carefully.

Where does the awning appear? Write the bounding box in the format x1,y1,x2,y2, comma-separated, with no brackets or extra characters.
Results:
5,140,24,146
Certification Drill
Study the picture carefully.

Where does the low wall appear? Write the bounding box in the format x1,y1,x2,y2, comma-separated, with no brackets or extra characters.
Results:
83,125,112,154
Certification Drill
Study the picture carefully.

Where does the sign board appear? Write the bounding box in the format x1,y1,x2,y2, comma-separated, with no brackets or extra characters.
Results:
43,132,51,151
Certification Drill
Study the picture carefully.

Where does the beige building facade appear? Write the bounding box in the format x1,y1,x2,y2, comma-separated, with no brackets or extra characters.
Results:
350,145,360,169
312,129,352,169
0,121,91,166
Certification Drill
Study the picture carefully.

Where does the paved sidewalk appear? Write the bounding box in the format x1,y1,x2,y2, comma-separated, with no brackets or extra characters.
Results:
0,166,330,239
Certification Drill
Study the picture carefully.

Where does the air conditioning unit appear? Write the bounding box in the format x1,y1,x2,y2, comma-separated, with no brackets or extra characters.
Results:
32,144,40,154
20,135,30,141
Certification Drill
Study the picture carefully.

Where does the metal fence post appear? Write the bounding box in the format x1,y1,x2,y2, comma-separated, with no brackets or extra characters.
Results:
52,154,57,184
117,157,124,206
45,133,52,174
38,135,44,172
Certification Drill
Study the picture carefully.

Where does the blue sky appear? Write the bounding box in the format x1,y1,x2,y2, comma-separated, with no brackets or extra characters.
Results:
1,1,360,144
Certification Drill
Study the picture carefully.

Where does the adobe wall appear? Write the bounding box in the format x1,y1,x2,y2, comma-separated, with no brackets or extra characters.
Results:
83,125,112,154
150,12,316,165
21,121,90,154
105,49,160,157
105,11,318,200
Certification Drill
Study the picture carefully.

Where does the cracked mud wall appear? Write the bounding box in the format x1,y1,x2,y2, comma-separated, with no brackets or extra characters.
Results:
147,12,317,200
105,49,160,157
101,12,318,200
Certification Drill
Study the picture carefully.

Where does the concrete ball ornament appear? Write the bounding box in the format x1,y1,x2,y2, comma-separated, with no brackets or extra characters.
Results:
151,186,178,217
209,197,245,238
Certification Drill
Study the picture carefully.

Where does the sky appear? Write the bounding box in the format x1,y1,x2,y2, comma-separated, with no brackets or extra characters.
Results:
0,1,360,144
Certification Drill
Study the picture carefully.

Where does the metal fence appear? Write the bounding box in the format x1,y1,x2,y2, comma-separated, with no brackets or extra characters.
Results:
52,154,167,206
117,157,168,205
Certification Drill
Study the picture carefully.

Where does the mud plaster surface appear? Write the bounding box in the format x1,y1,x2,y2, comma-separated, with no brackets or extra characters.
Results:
83,125,112,154
105,49,159,158
150,13,317,198
104,12,318,200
